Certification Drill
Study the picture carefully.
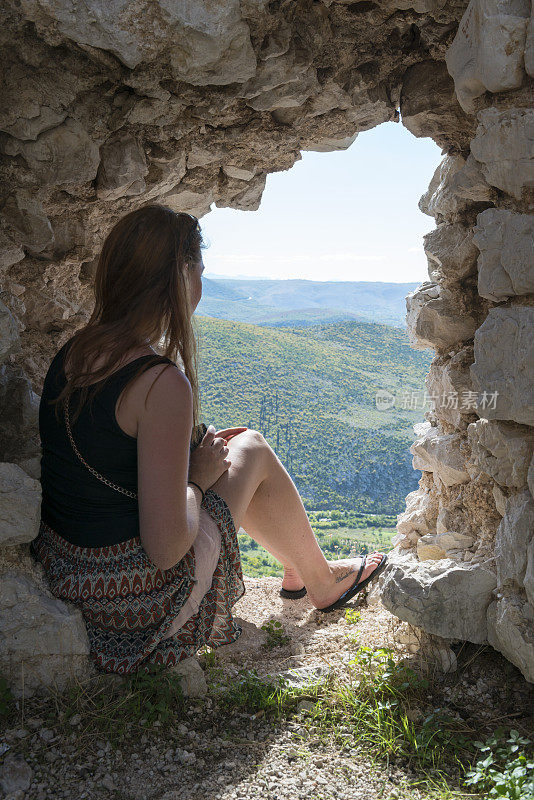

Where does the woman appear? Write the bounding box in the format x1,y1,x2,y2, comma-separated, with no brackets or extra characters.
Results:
31,203,387,676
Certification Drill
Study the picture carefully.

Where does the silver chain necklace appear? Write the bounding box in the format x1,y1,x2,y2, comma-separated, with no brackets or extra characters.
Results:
64,396,138,499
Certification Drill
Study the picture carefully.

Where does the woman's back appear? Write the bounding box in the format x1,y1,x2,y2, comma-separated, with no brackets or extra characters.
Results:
39,339,175,547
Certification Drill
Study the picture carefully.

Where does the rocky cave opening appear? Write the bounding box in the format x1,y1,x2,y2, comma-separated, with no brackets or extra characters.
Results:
0,0,533,696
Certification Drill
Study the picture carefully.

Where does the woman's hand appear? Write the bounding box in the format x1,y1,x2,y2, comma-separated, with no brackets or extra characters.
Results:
188,424,239,492
215,426,248,442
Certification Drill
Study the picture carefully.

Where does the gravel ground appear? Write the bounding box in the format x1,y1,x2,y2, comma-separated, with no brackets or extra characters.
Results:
1,575,533,800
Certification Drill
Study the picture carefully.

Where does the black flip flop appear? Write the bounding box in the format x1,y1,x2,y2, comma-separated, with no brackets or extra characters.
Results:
316,553,388,613
279,586,307,599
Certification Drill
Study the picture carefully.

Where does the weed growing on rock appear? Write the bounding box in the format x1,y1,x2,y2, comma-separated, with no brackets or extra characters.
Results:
261,619,291,649
463,728,534,800
344,609,361,625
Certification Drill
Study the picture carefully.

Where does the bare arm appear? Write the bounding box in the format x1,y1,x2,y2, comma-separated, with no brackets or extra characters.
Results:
137,365,202,571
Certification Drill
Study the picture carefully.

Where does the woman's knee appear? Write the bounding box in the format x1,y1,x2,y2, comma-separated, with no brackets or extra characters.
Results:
240,429,274,459
244,429,268,447
228,428,267,450
210,429,271,529
225,428,272,475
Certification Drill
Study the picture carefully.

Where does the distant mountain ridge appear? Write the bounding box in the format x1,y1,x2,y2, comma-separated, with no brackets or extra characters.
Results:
196,277,420,328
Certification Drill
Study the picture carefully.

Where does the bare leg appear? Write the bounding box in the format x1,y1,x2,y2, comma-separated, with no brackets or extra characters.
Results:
208,430,385,609
241,451,320,591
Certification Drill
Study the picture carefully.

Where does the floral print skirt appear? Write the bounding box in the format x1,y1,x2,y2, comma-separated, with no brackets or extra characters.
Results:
30,488,245,675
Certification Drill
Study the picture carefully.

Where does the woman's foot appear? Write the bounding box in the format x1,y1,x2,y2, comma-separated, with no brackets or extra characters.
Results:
281,565,305,592
307,551,385,610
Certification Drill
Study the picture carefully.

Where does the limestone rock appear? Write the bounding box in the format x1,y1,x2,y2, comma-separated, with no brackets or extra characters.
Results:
445,0,530,113
474,209,534,301
435,645,458,673
400,59,474,151
295,79,349,123
1,117,101,188
3,191,54,257
425,351,475,428
186,145,223,170
96,132,149,201
0,752,33,796
220,172,267,212
0,462,41,546
436,505,463,535
470,307,534,427
423,222,478,283
239,47,319,111
436,531,475,550
378,0,448,11
0,232,25,274
212,617,268,659
406,281,439,346
525,535,534,606
529,453,534,500
19,0,257,83
162,188,214,218
0,50,84,144
256,19,292,61
393,625,421,649
417,535,447,560
168,656,207,697
0,366,40,464
50,215,87,260
396,486,437,545
410,424,470,486
526,4,534,77
16,286,78,335
366,580,382,609
419,156,465,219
263,665,330,688
168,2,257,86
419,154,494,220
406,282,478,352
470,107,534,200
19,0,155,68
380,549,497,642
0,84,67,143
417,531,474,561
0,571,92,698
493,484,507,516
494,489,534,588
302,133,359,153
487,593,534,683
0,300,21,363
447,153,496,205
222,164,257,182
142,154,188,203
467,419,534,488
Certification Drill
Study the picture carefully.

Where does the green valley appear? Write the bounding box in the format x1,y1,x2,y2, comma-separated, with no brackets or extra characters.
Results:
193,314,432,575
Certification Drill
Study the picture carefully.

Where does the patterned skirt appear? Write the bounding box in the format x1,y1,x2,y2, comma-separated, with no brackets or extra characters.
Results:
29,488,245,675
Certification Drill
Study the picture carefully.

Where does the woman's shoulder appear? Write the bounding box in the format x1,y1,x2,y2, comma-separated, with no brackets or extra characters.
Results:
140,359,190,389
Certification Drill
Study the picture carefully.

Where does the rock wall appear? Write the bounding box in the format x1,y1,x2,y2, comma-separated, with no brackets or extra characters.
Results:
0,0,532,692
381,0,534,682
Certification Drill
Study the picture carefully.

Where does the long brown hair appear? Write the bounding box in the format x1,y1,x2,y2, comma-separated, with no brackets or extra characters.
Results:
50,204,206,439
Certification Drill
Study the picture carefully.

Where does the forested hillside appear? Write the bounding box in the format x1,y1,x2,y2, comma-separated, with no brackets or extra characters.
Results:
194,315,432,517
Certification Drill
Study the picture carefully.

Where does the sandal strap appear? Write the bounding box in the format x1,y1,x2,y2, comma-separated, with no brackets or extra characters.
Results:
353,555,367,587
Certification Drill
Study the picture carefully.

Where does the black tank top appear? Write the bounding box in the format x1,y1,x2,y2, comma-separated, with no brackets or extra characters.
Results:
39,339,179,547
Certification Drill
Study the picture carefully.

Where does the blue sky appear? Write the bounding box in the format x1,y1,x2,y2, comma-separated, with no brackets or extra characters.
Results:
199,120,442,283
